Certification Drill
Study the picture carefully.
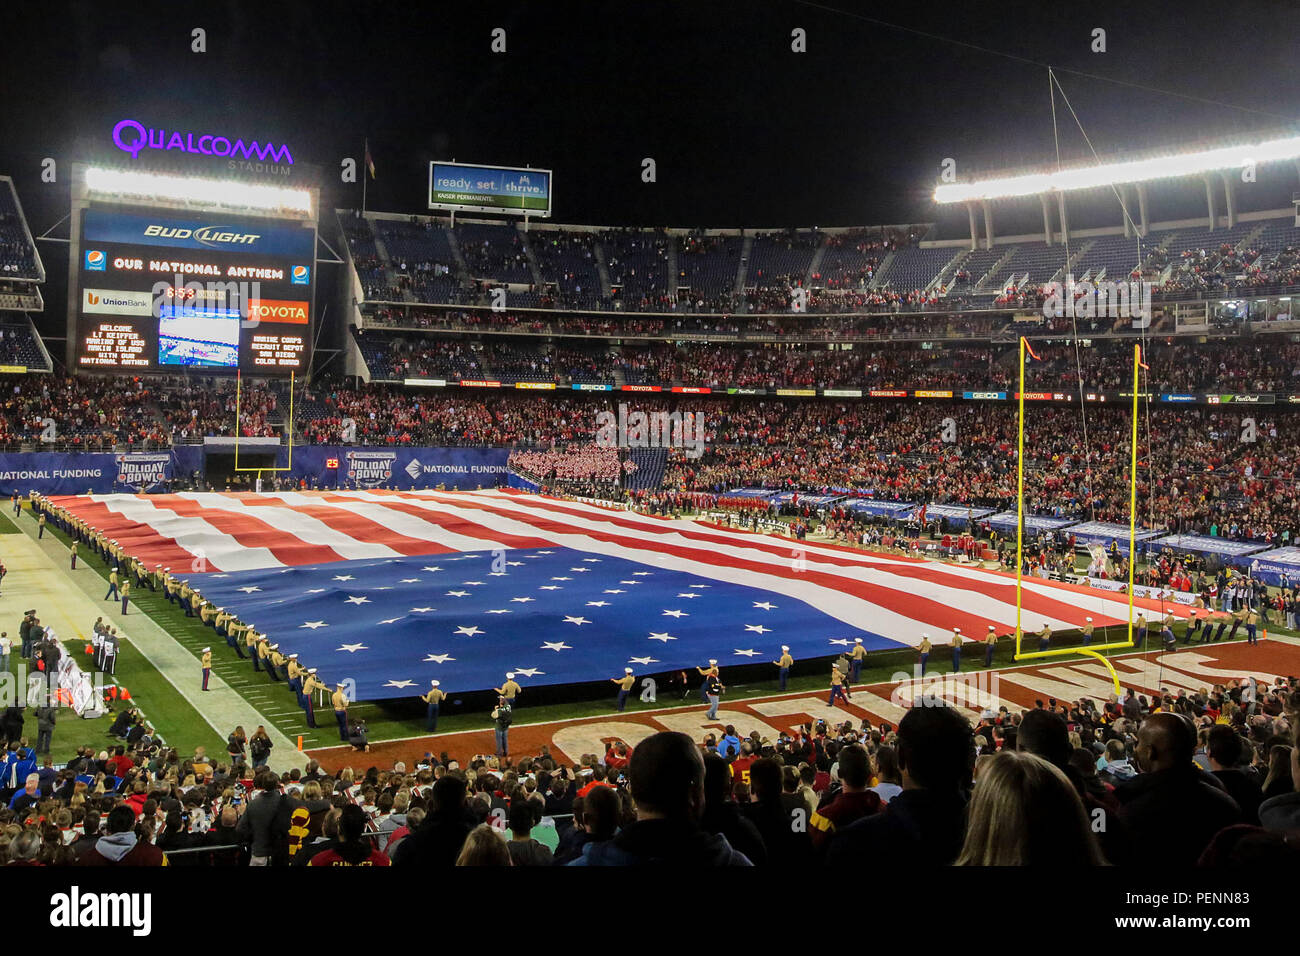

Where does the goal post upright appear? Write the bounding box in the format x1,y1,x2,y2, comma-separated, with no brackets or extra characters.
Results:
1012,336,1142,694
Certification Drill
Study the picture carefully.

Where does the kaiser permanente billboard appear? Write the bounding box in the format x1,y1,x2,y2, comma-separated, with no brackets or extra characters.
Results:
428,162,552,217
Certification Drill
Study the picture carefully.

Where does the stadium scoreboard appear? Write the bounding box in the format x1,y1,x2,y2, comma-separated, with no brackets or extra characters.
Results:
67,167,319,376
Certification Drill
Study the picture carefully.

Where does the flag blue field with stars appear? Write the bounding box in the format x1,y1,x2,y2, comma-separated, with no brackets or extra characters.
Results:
191,548,887,700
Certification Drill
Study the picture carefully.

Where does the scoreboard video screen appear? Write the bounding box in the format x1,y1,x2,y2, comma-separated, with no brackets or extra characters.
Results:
72,204,316,374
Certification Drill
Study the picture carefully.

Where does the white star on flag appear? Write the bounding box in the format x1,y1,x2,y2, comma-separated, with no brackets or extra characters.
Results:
463,581,484,586
734,649,760,657
753,602,777,610
539,585,562,591
586,601,610,607
485,609,512,614
446,590,470,597
489,572,507,577
409,607,434,613
570,567,592,573
620,580,642,585
677,593,700,599
541,641,572,651
384,680,416,689
237,586,261,594
511,597,535,603
648,632,677,642
829,639,851,646
604,589,625,594
399,578,420,584
305,588,326,594
632,572,652,576
332,575,355,581
424,653,455,664
629,656,658,665
345,595,371,605
507,561,524,567
211,574,229,578
337,643,368,653
513,667,544,677
455,626,484,637
745,624,772,634
378,618,403,625
535,551,554,555
299,621,328,630
563,616,591,626
422,566,443,573
688,584,712,588
551,576,572,581
662,609,688,618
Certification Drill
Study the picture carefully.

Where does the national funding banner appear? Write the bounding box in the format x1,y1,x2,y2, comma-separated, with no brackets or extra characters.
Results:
290,446,510,490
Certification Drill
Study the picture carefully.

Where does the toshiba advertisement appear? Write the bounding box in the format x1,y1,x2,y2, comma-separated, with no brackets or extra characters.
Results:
73,205,315,374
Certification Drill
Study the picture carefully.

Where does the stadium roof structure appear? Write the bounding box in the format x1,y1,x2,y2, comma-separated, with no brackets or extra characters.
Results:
932,130,1300,250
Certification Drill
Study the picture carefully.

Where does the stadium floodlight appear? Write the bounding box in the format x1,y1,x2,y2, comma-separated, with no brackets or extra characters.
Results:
83,167,312,215
933,133,1300,203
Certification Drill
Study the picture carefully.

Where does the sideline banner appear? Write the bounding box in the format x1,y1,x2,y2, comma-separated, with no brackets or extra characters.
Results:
289,446,510,490
0,452,118,495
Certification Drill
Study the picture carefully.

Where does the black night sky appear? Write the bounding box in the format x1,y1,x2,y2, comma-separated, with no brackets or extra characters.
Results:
3,0,1300,339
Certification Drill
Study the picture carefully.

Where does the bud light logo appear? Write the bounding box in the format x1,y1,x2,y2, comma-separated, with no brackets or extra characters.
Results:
85,250,106,271
291,265,310,285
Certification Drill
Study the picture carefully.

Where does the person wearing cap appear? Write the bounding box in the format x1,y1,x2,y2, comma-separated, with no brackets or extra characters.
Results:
611,668,635,712
243,625,259,663
1082,616,1095,646
189,588,203,620
1182,609,1201,644
774,645,793,691
253,635,268,672
495,673,521,702
201,647,212,691
918,633,931,676
828,664,848,708
950,628,962,673
301,669,327,728
69,540,78,571
1245,603,1260,645
984,625,997,669
103,567,120,602
696,660,719,702
119,577,130,615
849,637,866,682
287,654,305,705
331,683,350,742
200,599,218,627
1037,622,1052,654
164,569,181,605
422,680,445,731
267,644,286,682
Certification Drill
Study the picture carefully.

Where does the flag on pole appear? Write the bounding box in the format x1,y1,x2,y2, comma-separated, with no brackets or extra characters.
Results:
364,139,376,179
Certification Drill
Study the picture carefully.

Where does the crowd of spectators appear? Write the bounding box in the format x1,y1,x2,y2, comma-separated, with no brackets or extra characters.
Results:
5,681,1294,866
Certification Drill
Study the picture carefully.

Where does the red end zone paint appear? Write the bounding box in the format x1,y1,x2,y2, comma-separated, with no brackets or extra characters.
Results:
307,640,1299,772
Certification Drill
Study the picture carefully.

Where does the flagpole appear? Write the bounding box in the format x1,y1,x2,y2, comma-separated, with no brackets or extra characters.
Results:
362,139,368,214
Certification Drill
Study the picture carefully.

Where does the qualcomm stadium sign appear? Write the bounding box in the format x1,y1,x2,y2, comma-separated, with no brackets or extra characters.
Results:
112,119,294,165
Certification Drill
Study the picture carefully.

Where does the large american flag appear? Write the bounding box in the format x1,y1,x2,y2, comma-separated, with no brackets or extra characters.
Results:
51,490,1185,700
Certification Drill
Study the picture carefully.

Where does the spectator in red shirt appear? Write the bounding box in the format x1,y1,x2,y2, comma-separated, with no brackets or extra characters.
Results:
107,746,134,779
809,744,882,852
310,806,390,867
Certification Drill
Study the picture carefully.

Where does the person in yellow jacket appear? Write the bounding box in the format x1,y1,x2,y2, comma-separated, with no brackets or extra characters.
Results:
254,635,270,673
984,625,998,668
104,567,120,602
201,647,212,691
267,644,286,682
950,628,963,672
1246,606,1261,645
1037,622,1052,654
918,633,932,676
119,579,131,615
495,673,521,702
828,665,848,707
849,638,866,682
1082,616,1094,646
